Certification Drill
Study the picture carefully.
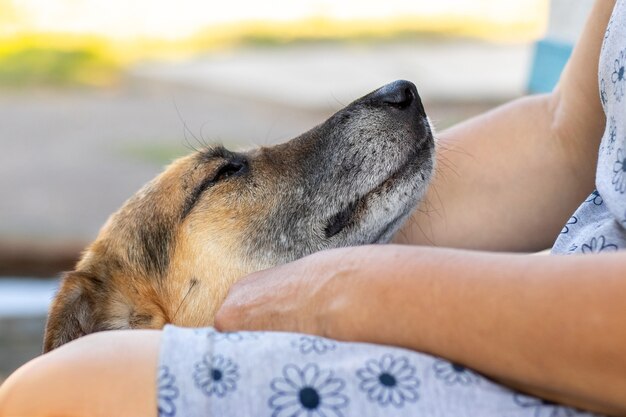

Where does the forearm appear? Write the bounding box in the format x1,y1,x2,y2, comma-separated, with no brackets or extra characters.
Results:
328,246,626,415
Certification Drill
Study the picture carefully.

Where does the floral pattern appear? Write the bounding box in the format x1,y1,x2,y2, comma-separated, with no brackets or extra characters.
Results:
612,148,626,192
600,78,608,110
513,394,577,417
611,49,626,101
356,354,420,408
157,366,179,417
269,363,348,417
581,235,618,254
432,360,480,386
607,116,618,154
158,326,604,417
195,327,261,342
193,353,240,398
584,190,603,206
292,335,337,355
560,216,578,234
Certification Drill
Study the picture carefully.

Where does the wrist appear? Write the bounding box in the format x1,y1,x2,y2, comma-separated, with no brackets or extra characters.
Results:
322,245,453,353
313,246,377,341
318,245,432,347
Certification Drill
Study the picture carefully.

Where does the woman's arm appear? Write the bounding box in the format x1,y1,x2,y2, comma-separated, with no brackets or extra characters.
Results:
216,246,626,416
0,330,161,417
395,0,613,252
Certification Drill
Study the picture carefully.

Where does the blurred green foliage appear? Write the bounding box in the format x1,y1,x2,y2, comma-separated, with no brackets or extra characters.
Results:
118,140,243,166
0,47,118,86
118,143,190,166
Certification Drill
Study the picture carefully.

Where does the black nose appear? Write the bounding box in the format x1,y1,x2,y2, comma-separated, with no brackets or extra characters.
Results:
371,80,425,116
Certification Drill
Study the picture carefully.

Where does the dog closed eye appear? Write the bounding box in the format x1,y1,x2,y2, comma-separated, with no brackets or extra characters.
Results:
183,157,249,218
214,160,248,182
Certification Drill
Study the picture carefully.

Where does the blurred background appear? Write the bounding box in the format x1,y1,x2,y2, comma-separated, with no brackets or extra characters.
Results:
0,0,594,379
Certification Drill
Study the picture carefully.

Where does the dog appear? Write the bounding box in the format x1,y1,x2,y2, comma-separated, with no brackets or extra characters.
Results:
43,80,435,352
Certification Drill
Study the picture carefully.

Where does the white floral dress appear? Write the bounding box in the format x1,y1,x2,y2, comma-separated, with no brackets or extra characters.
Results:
157,326,601,417
156,2,626,416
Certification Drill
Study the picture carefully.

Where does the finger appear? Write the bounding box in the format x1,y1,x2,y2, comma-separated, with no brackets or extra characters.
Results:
214,298,247,331
214,306,270,332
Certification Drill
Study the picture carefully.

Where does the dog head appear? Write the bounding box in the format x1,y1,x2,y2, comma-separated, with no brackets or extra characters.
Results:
44,80,435,352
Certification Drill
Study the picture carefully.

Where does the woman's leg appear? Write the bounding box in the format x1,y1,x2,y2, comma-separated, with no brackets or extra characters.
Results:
0,327,604,417
0,330,162,417
158,326,602,417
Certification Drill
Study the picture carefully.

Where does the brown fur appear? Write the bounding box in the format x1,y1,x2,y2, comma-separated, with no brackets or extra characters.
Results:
44,80,435,352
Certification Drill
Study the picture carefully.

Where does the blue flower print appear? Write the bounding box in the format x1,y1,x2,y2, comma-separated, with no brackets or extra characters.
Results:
581,235,618,254
513,394,577,417
585,190,603,206
432,360,480,386
611,49,626,101
567,244,578,254
604,14,613,40
269,363,348,417
560,216,578,234
600,78,608,110
292,335,337,355
606,116,617,154
356,354,420,408
197,327,260,342
193,354,240,398
612,148,626,193
157,366,179,417
212,331,260,342
192,328,211,336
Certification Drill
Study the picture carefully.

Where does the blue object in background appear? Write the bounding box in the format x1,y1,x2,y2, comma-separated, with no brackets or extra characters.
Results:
527,38,573,93
0,279,58,317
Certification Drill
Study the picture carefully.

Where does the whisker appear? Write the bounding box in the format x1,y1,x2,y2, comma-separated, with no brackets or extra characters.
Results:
173,99,205,151
329,91,345,109
172,279,199,323
199,120,215,149
264,119,278,146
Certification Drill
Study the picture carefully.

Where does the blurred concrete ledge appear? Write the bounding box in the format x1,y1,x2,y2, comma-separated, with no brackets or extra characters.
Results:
0,278,58,317
131,40,533,110
0,240,82,277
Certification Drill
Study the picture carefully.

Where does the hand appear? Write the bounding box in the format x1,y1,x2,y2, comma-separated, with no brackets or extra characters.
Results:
214,247,366,337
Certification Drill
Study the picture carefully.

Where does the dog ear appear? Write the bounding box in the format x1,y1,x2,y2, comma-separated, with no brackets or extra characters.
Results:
43,271,103,353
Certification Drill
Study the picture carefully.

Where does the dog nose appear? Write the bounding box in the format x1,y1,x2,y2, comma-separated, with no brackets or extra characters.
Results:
372,80,426,116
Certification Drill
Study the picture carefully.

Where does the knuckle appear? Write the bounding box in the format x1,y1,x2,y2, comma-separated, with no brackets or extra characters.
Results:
214,306,235,330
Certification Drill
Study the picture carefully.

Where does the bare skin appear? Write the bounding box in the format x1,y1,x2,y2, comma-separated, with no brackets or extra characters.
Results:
0,330,162,417
0,1,621,416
